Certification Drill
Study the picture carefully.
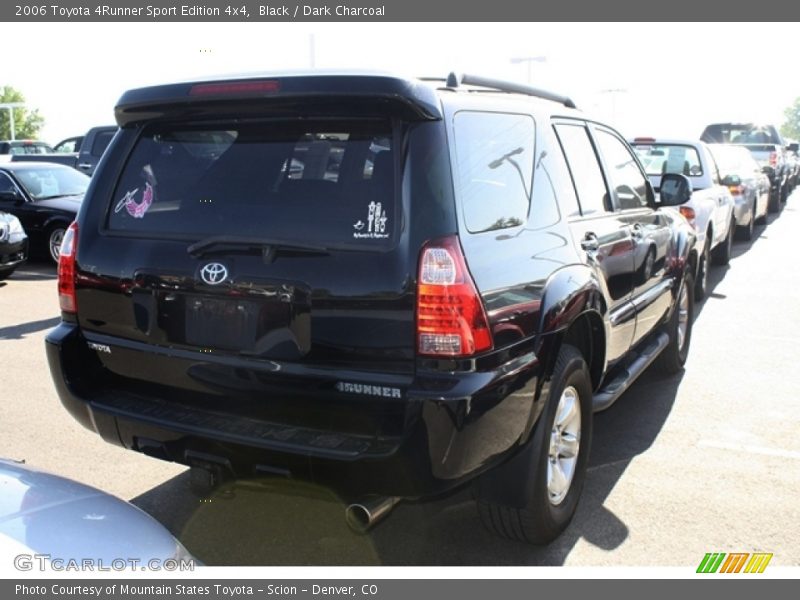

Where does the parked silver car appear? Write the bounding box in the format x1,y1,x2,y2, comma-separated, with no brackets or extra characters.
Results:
0,458,196,570
631,138,735,301
706,144,771,242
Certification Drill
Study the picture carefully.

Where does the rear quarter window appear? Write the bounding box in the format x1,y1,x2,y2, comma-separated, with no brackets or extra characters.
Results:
106,120,397,249
452,111,534,233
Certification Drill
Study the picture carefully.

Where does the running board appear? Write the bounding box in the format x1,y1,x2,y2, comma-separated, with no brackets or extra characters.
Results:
592,332,669,412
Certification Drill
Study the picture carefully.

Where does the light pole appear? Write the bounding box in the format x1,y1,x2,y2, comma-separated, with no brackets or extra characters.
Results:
510,56,547,84
599,88,627,121
0,103,25,140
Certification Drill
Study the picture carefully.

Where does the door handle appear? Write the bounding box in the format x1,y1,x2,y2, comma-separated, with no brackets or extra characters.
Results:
77,163,92,169
581,232,599,253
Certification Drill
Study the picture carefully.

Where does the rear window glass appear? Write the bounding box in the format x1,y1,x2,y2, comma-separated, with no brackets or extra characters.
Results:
702,124,780,145
107,120,396,248
632,143,703,177
452,111,534,233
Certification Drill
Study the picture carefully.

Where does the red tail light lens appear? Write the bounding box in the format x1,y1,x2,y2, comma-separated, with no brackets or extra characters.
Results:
57,222,78,314
769,151,778,167
679,206,696,228
727,184,745,196
416,236,493,357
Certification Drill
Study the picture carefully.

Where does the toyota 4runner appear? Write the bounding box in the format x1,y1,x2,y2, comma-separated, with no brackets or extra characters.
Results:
46,72,697,544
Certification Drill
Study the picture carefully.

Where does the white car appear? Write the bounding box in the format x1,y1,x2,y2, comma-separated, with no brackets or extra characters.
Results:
631,138,736,301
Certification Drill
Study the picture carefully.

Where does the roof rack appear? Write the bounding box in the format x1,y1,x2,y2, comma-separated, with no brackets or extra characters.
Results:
443,72,577,109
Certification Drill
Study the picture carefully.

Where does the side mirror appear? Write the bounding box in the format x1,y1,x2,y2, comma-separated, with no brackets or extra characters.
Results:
659,173,692,206
0,189,22,203
721,174,741,187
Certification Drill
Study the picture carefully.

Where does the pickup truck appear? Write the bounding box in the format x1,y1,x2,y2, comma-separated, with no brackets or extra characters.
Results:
632,138,735,302
11,126,117,176
700,122,788,213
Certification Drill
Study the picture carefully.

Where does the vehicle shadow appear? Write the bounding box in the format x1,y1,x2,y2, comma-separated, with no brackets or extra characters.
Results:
7,260,57,281
0,317,61,340
132,368,685,566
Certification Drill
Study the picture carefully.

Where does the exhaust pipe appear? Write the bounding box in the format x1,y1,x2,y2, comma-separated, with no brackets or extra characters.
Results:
345,496,401,533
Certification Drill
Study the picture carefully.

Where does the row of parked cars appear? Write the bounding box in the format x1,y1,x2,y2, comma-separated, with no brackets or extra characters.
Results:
4,72,795,549
0,126,117,275
631,122,796,301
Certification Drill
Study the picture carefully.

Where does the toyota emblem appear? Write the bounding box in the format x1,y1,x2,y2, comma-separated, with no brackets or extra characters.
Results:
200,262,229,285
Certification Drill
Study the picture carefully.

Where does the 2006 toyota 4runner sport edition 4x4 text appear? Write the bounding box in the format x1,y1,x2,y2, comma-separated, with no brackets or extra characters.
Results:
46,72,697,544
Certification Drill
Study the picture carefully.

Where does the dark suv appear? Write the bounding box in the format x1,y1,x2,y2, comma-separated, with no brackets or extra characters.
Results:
46,72,696,544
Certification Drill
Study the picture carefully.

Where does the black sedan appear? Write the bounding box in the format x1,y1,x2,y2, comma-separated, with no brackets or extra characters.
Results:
0,162,88,263
0,210,28,279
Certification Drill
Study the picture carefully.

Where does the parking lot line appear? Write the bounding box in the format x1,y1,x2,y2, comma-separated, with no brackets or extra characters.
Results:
698,440,800,460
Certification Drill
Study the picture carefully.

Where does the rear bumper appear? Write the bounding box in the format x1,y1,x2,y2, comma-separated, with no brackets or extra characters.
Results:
45,322,544,498
0,237,27,270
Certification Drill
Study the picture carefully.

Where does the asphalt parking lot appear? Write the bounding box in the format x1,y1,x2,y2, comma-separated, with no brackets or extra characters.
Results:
1,195,799,567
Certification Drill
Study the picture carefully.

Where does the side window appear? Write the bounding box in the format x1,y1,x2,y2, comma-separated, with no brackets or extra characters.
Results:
91,131,115,157
553,123,609,215
0,173,17,196
594,129,649,210
452,111,534,233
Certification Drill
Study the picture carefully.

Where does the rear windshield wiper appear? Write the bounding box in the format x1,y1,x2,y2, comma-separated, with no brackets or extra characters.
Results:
187,235,330,258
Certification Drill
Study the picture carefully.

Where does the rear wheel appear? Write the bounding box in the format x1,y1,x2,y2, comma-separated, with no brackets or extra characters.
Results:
737,205,755,241
768,185,782,213
655,270,694,375
0,268,15,281
475,344,593,544
694,238,709,302
712,218,734,265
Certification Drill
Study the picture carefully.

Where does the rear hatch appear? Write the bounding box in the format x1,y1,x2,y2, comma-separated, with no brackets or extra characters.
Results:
71,80,452,439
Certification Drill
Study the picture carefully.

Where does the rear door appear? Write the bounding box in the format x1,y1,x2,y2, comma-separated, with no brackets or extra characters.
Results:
554,120,636,365
591,126,673,346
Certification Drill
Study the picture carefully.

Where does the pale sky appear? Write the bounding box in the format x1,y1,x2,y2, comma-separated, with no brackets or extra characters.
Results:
3,22,799,144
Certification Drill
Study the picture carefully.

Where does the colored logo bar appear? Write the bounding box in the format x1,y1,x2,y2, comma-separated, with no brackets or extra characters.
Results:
697,552,773,573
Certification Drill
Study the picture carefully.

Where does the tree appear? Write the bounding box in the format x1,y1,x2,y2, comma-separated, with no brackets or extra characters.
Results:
780,97,800,141
0,86,45,140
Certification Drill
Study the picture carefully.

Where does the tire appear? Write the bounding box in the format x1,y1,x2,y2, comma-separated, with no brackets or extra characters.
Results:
712,218,734,265
768,185,782,213
47,224,67,264
694,238,709,302
736,206,755,242
0,268,15,281
654,270,694,375
475,344,593,544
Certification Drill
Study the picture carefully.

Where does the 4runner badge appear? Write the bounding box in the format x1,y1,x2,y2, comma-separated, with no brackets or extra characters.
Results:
336,381,402,399
353,201,389,240
200,262,229,285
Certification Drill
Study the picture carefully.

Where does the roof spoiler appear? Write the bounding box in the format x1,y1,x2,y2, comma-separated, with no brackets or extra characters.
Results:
114,74,444,126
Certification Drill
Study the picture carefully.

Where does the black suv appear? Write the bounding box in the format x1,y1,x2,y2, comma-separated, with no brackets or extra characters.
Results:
46,72,696,544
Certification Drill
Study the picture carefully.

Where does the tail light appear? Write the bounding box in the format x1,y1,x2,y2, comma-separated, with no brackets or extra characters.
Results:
416,236,493,357
769,151,778,167
189,80,280,96
679,206,696,228
727,184,745,196
57,222,78,314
